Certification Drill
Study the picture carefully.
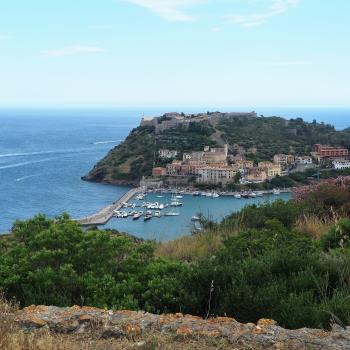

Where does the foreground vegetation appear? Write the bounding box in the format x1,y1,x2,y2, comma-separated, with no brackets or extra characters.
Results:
2,177,350,331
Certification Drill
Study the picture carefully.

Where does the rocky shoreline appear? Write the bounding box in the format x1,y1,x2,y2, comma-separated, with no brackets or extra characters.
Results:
12,305,350,349
81,175,139,187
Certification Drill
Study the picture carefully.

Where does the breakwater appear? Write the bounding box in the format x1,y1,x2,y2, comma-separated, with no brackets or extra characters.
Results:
77,187,142,226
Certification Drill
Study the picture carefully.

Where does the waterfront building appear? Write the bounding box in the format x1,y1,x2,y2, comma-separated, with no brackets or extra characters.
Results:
197,166,238,184
152,167,167,177
166,161,183,176
166,161,205,176
333,160,350,170
245,168,268,183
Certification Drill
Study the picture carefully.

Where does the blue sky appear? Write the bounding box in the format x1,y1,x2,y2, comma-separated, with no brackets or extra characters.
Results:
0,0,349,108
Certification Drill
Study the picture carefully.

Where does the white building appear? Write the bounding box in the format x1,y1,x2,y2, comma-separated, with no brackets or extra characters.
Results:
295,156,313,165
197,166,238,184
333,160,350,170
158,149,178,159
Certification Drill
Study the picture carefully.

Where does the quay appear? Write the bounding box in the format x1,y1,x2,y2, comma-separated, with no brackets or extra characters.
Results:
77,187,142,226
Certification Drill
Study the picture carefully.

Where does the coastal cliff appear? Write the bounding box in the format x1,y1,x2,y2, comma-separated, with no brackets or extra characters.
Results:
5,305,350,349
82,112,350,186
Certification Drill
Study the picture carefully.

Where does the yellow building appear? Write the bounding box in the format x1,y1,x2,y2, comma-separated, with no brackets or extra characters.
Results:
258,162,282,178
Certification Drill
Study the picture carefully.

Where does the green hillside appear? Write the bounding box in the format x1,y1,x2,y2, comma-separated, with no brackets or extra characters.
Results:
83,113,350,185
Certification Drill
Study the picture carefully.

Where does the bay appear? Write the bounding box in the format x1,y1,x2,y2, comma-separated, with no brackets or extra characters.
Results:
0,108,348,239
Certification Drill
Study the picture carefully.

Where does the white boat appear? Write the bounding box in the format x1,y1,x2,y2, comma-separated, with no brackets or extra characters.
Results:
273,188,281,195
249,192,257,198
191,216,200,221
144,210,153,221
154,211,161,218
192,191,200,196
212,193,220,198
256,191,263,197
234,194,241,199
133,212,142,220
165,212,180,216
175,195,183,199
205,192,213,197
170,194,182,207
144,214,152,221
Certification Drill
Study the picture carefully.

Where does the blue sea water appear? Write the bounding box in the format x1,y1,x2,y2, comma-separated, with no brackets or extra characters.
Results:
0,108,349,239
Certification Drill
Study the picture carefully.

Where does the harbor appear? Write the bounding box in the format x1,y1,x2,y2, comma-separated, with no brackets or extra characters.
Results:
77,187,142,226
77,187,292,240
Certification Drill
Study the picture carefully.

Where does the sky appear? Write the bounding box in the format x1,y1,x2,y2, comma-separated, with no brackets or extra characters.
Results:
0,0,349,108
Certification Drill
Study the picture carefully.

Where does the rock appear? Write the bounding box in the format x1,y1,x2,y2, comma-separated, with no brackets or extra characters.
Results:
11,305,350,349
18,316,47,330
101,326,125,339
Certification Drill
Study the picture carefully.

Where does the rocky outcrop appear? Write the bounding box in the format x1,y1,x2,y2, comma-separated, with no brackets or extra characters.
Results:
14,305,350,349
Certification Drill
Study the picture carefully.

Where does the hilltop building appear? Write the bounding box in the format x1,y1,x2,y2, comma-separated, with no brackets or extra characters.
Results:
158,149,178,159
312,144,349,162
183,145,228,165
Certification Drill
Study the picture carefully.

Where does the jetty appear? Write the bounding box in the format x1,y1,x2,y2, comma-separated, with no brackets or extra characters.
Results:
77,187,142,226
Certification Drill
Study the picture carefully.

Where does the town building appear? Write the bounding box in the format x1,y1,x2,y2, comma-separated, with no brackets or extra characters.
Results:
235,160,254,169
312,144,349,162
333,160,350,170
197,166,238,184
152,167,167,177
273,154,295,165
158,149,178,159
182,145,228,165
295,156,313,165
245,167,268,183
258,162,282,178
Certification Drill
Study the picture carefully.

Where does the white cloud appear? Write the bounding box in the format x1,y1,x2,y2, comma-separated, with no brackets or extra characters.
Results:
44,45,105,57
123,0,205,21
226,0,301,27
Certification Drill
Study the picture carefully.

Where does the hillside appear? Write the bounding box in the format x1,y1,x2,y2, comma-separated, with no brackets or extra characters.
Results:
82,112,350,185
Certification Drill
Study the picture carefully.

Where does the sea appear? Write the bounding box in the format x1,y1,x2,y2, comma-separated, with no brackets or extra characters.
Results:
0,107,349,240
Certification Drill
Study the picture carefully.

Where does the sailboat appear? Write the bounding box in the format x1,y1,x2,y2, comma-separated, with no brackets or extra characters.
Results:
170,194,182,207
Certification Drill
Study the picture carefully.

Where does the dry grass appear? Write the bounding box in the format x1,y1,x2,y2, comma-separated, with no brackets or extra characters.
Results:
156,227,236,261
0,295,235,350
157,211,342,261
1,331,234,350
295,214,338,239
